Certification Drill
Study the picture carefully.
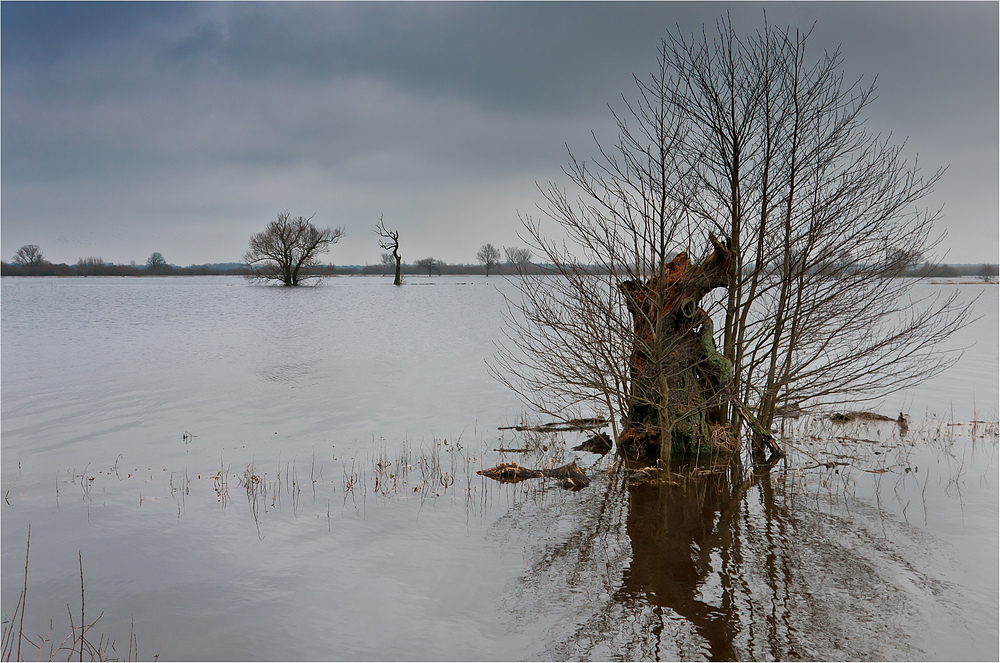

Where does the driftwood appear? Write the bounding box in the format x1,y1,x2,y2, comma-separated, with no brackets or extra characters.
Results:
829,411,895,423
498,418,609,433
572,432,612,455
477,461,590,490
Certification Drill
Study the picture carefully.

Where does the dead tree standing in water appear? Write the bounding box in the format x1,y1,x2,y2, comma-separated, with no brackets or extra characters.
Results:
375,216,402,286
493,17,969,463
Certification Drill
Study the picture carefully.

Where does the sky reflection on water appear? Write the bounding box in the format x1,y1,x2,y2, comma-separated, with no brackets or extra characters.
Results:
1,276,996,660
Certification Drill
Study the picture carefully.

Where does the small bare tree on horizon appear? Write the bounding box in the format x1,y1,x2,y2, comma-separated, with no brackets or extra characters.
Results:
376,216,402,285
12,244,46,269
146,252,167,270
477,243,501,276
504,246,533,267
380,252,396,277
243,211,344,286
416,257,442,276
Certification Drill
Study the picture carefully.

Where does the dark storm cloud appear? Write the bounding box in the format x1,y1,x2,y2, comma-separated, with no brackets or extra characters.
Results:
1,1,194,63
2,2,996,265
164,3,673,111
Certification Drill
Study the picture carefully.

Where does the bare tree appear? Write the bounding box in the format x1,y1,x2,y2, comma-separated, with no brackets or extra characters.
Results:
415,257,441,276
74,256,105,276
376,216,402,285
243,211,345,286
494,16,971,461
146,252,167,270
504,246,533,267
381,252,396,277
477,243,501,276
979,264,997,283
12,244,45,268
662,19,970,444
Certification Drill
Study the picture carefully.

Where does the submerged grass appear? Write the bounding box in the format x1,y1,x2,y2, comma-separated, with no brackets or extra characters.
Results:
765,409,999,529
9,413,993,661
37,409,995,540
161,435,527,535
1,527,148,662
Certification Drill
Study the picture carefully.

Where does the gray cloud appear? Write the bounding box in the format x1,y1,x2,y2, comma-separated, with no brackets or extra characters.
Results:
2,2,996,266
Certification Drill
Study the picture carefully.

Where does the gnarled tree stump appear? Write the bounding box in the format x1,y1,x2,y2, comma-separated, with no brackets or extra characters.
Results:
618,234,734,460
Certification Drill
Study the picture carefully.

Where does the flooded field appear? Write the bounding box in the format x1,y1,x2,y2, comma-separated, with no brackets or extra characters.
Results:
2,275,996,660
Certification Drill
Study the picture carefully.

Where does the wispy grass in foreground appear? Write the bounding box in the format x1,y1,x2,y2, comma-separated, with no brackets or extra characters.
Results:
1,527,149,662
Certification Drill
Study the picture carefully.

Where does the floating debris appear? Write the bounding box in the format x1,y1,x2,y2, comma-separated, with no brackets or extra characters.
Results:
572,432,613,455
477,461,590,490
830,411,895,423
498,418,609,433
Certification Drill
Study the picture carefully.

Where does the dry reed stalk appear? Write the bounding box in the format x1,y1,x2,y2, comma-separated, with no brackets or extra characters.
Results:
79,551,84,662
0,526,30,661
1,531,143,662
18,525,28,662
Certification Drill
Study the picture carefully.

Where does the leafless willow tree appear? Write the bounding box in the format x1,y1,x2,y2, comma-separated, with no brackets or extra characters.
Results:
416,257,441,276
243,211,345,286
504,246,533,267
381,252,396,277
477,243,501,276
376,216,402,285
12,244,45,269
494,16,971,460
146,252,167,270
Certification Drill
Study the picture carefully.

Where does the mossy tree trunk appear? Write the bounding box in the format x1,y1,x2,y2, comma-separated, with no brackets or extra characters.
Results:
618,234,734,461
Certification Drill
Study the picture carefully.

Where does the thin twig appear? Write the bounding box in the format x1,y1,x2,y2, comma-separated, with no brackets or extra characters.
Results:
78,551,84,662
18,525,29,662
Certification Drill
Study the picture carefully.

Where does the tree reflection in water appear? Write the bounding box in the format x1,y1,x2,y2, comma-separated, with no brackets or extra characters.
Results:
619,462,750,660
497,455,930,661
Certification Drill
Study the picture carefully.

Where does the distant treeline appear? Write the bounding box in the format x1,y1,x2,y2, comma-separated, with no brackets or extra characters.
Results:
354,261,554,276
2,260,996,279
0,260,554,277
353,262,999,278
900,263,998,278
1,261,254,277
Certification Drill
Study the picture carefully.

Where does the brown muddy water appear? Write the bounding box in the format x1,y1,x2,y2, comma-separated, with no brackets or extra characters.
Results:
2,276,996,661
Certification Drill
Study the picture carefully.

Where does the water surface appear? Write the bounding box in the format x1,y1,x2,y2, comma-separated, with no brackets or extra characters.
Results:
2,276,996,660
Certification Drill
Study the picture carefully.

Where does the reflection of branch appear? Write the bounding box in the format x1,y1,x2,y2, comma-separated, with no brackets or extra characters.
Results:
240,464,266,540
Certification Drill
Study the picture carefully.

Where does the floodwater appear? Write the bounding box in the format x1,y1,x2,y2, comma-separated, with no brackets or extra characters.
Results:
1,275,996,661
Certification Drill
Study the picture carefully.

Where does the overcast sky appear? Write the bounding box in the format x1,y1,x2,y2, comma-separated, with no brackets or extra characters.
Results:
2,1,997,266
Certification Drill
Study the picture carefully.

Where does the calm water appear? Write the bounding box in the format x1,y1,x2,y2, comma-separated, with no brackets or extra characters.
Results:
2,275,997,661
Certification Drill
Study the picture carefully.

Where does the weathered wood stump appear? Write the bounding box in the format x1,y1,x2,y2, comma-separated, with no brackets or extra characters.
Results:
617,234,735,461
